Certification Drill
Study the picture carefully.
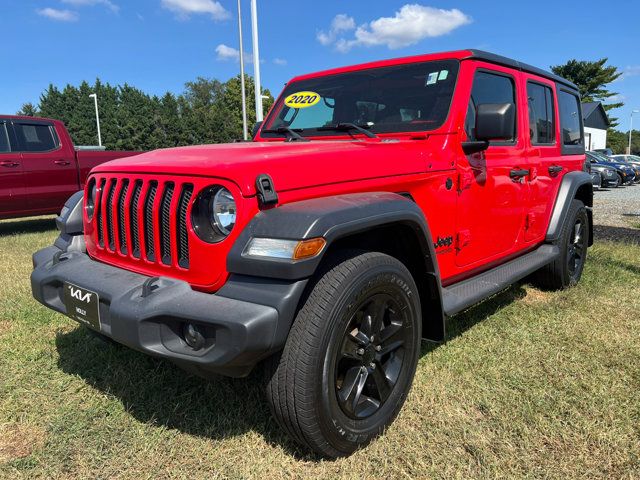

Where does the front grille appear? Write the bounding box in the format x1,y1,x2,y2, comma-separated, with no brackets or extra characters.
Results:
177,185,193,269
117,180,129,254
159,183,174,265
96,178,106,247
91,176,193,270
106,179,117,251
144,182,158,262
130,181,142,258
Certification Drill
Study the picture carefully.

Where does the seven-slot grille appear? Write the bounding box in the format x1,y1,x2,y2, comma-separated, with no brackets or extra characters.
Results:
91,176,194,270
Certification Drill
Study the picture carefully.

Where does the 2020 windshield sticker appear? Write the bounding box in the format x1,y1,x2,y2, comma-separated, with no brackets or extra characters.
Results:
284,91,321,109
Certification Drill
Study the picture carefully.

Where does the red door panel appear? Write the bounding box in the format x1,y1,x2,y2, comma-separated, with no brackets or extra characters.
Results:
0,121,27,218
14,121,79,214
455,63,530,268
522,76,564,242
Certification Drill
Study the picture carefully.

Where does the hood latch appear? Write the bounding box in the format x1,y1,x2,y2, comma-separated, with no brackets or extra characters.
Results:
256,174,278,207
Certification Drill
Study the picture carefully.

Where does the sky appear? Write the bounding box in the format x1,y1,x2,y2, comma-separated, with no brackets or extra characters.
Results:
1,0,640,130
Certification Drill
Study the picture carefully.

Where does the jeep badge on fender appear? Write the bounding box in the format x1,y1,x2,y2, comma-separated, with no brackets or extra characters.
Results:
31,49,592,458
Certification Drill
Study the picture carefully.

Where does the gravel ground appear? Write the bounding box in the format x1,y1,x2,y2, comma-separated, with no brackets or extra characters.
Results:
592,183,640,243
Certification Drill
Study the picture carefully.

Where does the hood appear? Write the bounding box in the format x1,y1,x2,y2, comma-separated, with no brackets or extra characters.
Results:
91,139,433,196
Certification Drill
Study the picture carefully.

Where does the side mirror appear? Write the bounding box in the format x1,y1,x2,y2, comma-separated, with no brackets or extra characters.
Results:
252,121,263,139
462,102,515,155
475,103,515,141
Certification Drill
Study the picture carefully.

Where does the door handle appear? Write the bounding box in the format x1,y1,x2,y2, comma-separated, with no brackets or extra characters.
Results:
548,165,563,176
510,168,530,181
0,161,19,168
54,160,71,166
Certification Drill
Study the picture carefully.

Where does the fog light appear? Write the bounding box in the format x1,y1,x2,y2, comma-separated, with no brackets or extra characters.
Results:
183,323,205,350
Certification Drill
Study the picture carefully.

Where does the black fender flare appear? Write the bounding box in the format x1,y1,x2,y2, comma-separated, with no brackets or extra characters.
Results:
546,171,594,246
228,192,439,279
227,192,446,341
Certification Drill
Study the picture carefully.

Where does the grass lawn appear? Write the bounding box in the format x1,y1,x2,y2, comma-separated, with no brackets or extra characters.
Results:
0,217,639,479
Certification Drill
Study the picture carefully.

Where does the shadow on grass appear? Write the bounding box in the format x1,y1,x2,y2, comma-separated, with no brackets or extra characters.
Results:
55,284,527,459
593,225,640,245
0,217,56,236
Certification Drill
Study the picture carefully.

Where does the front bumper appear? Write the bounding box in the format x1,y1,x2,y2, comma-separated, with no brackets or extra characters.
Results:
31,246,299,377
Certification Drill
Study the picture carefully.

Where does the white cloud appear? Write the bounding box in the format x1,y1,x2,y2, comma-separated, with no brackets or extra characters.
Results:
317,13,355,46
613,65,640,83
273,58,287,66
161,0,230,20
624,65,640,78
61,0,119,13
36,8,79,21
319,4,471,52
215,44,254,64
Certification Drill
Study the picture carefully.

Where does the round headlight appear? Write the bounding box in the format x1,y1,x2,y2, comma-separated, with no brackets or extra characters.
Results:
85,178,97,220
211,188,236,235
192,186,237,243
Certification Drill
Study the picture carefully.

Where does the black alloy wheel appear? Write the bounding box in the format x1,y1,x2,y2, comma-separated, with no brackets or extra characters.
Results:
567,217,586,280
335,292,410,419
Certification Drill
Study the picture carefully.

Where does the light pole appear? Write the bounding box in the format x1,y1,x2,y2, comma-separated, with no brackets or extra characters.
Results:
237,0,248,140
628,109,639,154
250,0,263,122
88,93,102,147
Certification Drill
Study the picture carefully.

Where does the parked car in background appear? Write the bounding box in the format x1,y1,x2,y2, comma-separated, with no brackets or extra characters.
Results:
584,156,602,190
593,148,614,156
610,154,640,183
590,162,620,188
586,151,636,186
589,169,602,190
0,115,142,220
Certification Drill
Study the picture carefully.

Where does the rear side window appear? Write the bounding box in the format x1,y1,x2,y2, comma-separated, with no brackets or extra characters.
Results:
465,71,517,143
0,123,10,153
558,91,583,146
14,123,59,152
527,82,555,144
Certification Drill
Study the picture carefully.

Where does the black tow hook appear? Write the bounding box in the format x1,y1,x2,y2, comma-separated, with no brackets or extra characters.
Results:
52,250,69,266
141,276,162,298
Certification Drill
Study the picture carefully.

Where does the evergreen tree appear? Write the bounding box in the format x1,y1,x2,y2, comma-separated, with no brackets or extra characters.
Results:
551,58,623,126
16,103,38,116
25,73,278,149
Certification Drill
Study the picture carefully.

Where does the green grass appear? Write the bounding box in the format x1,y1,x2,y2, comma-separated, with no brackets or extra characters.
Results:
1,217,639,479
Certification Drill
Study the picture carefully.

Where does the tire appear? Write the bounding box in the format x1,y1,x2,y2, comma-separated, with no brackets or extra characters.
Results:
615,173,623,187
532,199,589,290
265,251,422,458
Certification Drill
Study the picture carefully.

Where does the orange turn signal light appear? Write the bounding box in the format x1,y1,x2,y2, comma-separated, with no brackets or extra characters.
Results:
293,238,326,260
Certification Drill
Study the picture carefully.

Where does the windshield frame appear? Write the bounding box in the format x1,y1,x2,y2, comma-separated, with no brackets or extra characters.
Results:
259,59,461,140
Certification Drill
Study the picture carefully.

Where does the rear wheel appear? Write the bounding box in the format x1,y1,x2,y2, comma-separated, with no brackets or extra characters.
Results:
265,251,421,458
532,199,589,290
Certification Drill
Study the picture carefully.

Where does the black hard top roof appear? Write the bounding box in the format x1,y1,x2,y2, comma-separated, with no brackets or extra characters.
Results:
465,50,579,91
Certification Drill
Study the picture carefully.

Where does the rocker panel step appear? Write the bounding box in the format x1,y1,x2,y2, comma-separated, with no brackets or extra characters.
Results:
442,244,560,316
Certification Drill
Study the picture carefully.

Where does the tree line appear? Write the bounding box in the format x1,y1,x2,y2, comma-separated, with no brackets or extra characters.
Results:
17,75,274,150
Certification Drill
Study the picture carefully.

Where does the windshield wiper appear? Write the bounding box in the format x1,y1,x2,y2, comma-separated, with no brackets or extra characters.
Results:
316,123,378,139
262,126,309,142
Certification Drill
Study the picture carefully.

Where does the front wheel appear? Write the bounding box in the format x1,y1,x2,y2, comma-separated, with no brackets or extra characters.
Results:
266,251,422,458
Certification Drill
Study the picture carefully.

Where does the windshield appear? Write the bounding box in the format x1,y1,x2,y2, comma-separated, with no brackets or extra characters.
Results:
589,151,614,163
262,59,459,138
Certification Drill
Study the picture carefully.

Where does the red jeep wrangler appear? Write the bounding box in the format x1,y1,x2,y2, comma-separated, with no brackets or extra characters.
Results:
31,50,593,457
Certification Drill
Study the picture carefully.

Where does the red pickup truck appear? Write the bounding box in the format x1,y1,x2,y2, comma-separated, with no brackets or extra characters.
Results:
0,115,141,219
32,50,592,457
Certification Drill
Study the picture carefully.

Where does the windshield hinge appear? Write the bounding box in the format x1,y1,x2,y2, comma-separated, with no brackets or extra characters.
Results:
256,174,278,207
